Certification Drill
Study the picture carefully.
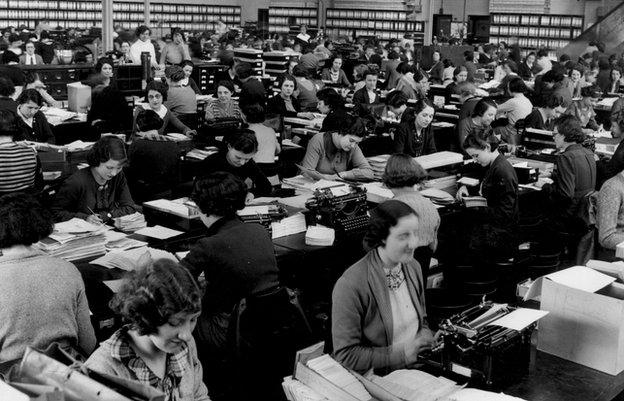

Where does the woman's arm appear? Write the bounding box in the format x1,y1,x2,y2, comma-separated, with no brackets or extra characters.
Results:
167,110,193,135
343,146,374,181
300,134,323,172
189,78,201,94
597,182,624,249
109,172,139,218
38,113,56,144
75,279,97,355
51,178,89,222
246,160,273,196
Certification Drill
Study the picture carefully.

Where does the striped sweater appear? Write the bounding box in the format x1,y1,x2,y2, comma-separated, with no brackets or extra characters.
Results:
0,142,38,194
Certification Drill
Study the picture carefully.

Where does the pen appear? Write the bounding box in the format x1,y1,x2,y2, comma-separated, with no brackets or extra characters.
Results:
86,206,103,223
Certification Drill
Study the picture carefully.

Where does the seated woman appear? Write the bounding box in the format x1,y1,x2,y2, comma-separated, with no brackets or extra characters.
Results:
164,65,198,130
117,40,135,64
301,114,374,181
565,97,600,133
0,193,96,363
494,77,532,145
456,82,480,120
0,77,16,114
352,63,369,92
179,60,201,94
320,55,351,86
427,50,444,84
518,52,537,80
88,74,132,134
266,74,314,119
317,87,348,132
134,80,196,137
396,64,429,101
23,71,62,108
85,258,209,401
457,99,497,151
445,65,468,103
204,80,242,122
597,167,624,252
352,69,383,117
292,64,319,112
456,131,519,263
523,94,566,131
94,57,116,88
159,28,191,66
14,89,55,143
393,98,436,157
442,59,455,86
602,67,623,94
382,154,440,277
197,130,272,196
567,64,584,98
0,110,42,195
51,136,139,223
332,200,436,373
243,103,281,175
181,172,280,396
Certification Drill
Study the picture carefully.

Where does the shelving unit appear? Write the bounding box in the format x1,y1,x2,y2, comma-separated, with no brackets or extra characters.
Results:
268,7,318,34
489,13,584,59
0,1,240,31
325,9,425,44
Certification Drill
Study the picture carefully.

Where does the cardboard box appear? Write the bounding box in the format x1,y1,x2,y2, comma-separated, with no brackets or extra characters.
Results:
67,82,91,113
528,266,624,375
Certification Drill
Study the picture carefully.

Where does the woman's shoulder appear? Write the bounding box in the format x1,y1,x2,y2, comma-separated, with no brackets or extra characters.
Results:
335,254,371,292
64,168,92,186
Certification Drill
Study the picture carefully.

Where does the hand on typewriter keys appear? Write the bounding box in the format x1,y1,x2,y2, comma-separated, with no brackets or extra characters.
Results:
405,328,436,364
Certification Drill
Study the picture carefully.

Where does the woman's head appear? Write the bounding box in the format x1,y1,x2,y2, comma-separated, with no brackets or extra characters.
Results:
95,57,114,79
333,115,366,151
171,29,185,44
507,77,527,94
414,69,430,95
352,64,369,81
471,99,497,127
0,76,15,97
330,55,343,71
565,98,595,127
526,52,536,65
135,25,151,41
179,60,194,78
278,74,297,97
569,64,584,82
611,67,622,82
110,259,201,352
242,103,265,124
86,136,127,181
191,171,247,217
385,91,408,115
396,61,414,75
0,193,53,248
363,200,419,264
215,80,235,101
16,89,43,119
165,65,185,83
412,98,435,129
135,109,164,133
225,130,258,167
463,131,500,166
363,70,378,91
453,65,468,83
432,51,440,62
538,94,566,119
145,80,167,109
553,114,586,147
292,64,309,78
120,41,131,54
382,154,427,188
317,87,344,114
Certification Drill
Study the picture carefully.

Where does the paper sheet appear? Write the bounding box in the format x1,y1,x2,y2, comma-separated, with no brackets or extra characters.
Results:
545,265,615,293
271,213,307,239
103,279,126,293
279,194,312,209
175,251,190,260
238,205,270,216
135,225,184,240
54,218,101,233
103,230,127,243
488,308,549,331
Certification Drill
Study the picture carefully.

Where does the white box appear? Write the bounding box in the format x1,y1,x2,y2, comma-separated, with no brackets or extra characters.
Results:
67,82,91,113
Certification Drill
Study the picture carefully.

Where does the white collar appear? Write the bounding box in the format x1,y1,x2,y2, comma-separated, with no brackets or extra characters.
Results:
17,107,34,126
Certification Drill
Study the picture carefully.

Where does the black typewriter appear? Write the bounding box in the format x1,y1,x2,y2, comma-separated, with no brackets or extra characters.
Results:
305,184,369,236
237,204,289,236
419,300,537,388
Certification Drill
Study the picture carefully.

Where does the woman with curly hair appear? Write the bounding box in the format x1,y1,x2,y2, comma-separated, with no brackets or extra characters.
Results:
85,258,209,401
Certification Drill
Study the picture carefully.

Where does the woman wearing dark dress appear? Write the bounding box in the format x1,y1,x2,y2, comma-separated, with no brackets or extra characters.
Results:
317,87,348,132
392,98,436,157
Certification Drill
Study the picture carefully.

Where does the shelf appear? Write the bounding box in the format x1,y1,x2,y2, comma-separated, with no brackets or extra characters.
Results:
268,7,318,34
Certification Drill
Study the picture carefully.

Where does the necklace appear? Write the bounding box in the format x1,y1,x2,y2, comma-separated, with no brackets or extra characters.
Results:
385,264,405,291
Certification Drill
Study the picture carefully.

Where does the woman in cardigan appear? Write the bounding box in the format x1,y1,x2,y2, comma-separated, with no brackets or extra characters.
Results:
332,200,437,373
597,168,624,253
133,80,196,137
300,114,373,181
51,136,139,223
204,80,242,122
14,89,55,144
86,258,209,401
266,74,314,119
320,55,351,86
392,98,436,157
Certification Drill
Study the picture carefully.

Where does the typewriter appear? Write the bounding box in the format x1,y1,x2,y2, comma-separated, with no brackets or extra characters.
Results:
237,204,289,236
305,184,369,236
419,300,538,388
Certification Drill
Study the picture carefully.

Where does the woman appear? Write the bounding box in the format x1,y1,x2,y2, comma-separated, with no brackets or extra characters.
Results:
456,99,497,152
442,59,455,86
23,71,62,108
332,200,436,373
181,172,280,396
51,136,139,223
204,80,242,122
0,193,96,363
456,132,519,262
0,77,16,115
428,50,444,85
242,103,280,170
130,25,158,67
292,64,319,112
317,87,348,132
14,88,55,143
134,80,195,137
86,258,209,401
352,63,369,92
179,60,201,94
568,64,584,98
267,74,314,119
88,74,132,134
321,55,351,86
396,65,429,101
160,29,191,66
118,40,135,64
197,130,272,196
382,154,440,277
565,97,600,133
524,94,566,131
445,65,468,103
301,114,374,181
213,56,238,90
603,67,623,94
393,98,436,157
94,57,115,87
518,52,536,80
165,65,198,130
597,167,624,252
494,77,533,145
0,110,42,195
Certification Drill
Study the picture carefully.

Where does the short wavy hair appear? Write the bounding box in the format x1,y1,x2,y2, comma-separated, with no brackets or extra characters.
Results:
0,193,54,248
554,114,586,144
382,154,427,188
191,171,247,217
86,136,127,167
363,200,417,251
110,258,201,335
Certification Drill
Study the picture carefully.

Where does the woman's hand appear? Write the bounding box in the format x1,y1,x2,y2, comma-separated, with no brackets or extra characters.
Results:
185,130,197,138
404,329,436,364
320,173,340,181
297,112,315,120
455,185,469,201
245,192,255,204
86,214,103,225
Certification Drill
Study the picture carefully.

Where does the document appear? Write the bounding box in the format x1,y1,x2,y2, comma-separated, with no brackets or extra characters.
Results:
545,265,615,293
238,205,270,216
271,213,307,239
135,225,184,240
54,218,101,233
489,308,549,331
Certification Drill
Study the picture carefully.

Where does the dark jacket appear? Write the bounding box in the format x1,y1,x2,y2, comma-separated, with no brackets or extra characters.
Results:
15,110,55,144
239,78,266,108
393,113,436,157
198,151,272,196
0,97,17,115
360,54,382,68
480,154,519,227
384,59,402,90
51,168,138,222
352,87,382,117
267,94,300,117
543,143,596,222
523,108,554,131
428,61,444,84
181,216,280,333
518,62,535,80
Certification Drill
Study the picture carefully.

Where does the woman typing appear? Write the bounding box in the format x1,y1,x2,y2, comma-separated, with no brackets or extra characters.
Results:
51,136,139,223
300,114,374,181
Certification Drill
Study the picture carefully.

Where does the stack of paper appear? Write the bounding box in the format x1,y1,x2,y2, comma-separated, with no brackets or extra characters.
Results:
282,377,328,401
144,198,201,219
306,355,370,401
463,196,488,208
104,231,147,251
113,212,146,232
186,147,219,160
36,218,107,261
64,140,95,152
271,213,307,239
420,188,455,205
90,246,178,271
283,176,344,192
362,182,394,203
366,154,390,180
369,369,461,401
305,225,335,246
414,151,463,170
135,225,184,240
